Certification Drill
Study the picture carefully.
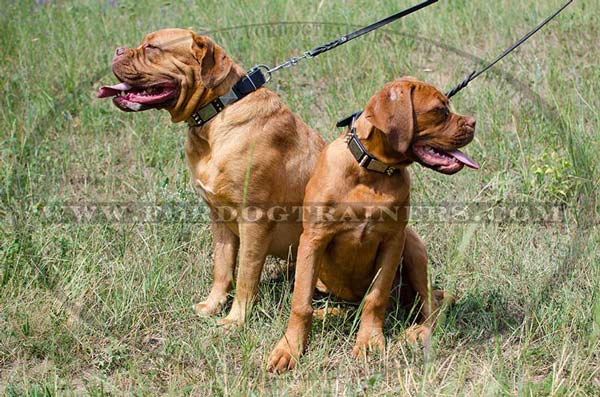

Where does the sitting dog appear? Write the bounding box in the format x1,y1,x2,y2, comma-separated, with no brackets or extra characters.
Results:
97,30,447,330
98,28,326,327
268,77,478,373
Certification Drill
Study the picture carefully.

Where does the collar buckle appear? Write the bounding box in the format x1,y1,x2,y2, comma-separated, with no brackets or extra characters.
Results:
187,67,267,128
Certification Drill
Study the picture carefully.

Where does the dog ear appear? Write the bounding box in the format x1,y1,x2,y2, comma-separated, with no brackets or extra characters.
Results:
364,81,415,153
192,34,232,89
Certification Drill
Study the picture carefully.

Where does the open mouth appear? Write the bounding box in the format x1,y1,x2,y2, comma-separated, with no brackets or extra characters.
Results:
97,82,178,112
412,142,479,175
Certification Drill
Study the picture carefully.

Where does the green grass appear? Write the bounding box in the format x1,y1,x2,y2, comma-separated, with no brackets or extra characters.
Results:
1,0,599,395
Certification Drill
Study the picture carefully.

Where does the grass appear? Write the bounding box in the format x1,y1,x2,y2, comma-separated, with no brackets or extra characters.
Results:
1,0,599,395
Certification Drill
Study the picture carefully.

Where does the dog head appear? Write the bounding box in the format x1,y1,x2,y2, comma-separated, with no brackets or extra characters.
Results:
363,77,478,174
98,29,236,122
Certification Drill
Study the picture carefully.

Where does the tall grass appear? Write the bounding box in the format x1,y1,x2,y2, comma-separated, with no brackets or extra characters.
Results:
1,0,598,395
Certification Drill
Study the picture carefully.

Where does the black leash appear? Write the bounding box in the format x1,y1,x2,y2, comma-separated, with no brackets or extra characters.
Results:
337,0,574,129
265,0,439,76
189,0,439,127
446,0,574,98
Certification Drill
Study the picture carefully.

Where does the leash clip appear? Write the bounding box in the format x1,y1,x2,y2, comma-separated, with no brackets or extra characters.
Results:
267,52,311,74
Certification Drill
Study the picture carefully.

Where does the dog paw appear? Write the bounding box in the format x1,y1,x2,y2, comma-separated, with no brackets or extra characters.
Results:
352,332,385,358
432,290,455,306
193,299,224,317
267,338,300,374
404,324,432,345
216,300,247,330
217,315,243,331
313,307,346,320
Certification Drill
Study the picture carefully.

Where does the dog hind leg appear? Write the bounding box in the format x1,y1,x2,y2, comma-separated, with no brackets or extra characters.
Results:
401,226,454,344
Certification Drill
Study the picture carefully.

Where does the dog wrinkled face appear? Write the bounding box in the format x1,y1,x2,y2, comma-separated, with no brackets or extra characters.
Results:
97,28,233,122
365,78,478,174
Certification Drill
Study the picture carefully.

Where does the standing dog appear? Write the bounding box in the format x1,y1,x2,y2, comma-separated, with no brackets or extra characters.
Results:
268,78,478,373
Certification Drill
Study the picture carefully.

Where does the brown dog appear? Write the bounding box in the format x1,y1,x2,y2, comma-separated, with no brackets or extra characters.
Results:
268,78,478,373
97,29,443,330
98,28,326,327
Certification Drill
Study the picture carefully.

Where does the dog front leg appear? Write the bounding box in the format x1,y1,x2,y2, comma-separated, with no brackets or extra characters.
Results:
194,217,239,317
218,219,273,329
268,231,328,373
353,233,405,357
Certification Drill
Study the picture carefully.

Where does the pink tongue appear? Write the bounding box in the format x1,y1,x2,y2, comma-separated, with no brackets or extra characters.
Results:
447,149,479,169
97,82,132,98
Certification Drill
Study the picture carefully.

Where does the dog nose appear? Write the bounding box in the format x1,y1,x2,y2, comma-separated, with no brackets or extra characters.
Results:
465,117,476,129
115,47,126,57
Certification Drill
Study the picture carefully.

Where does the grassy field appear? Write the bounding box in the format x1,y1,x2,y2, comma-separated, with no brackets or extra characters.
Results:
1,0,599,395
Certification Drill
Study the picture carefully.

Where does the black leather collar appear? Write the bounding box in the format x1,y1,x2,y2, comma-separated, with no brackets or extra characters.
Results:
187,66,267,128
337,111,397,177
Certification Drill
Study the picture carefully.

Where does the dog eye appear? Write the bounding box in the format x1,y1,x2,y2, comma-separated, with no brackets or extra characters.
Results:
436,107,449,119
